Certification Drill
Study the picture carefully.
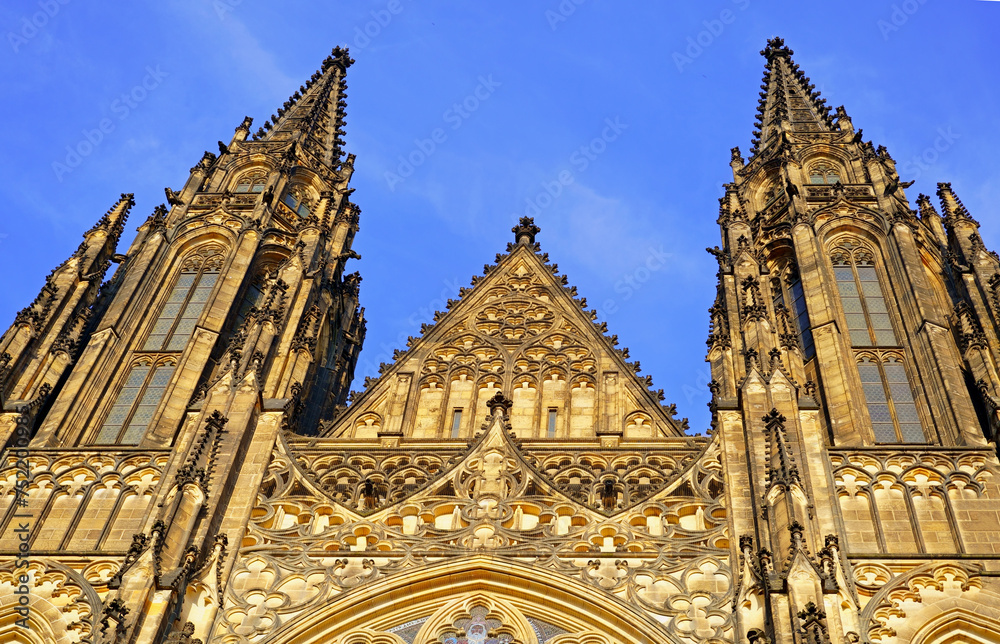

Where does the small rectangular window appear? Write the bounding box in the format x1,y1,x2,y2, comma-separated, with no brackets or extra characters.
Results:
547,409,557,438
451,409,463,439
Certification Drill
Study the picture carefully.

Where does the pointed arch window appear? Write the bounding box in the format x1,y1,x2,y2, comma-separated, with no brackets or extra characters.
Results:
809,161,841,184
142,250,223,352
857,354,924,443
234,169,267,193
762,183,785,209
772,266,815,359
232,268,272,332
94,358,176,445
282,185,313,217
832,242,925,443
832,247,897,347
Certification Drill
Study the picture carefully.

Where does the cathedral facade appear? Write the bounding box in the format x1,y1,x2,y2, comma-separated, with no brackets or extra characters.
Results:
2,39,1000,644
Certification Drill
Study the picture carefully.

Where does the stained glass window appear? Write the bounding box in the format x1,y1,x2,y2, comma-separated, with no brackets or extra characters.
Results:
234,169,267,193
439,607,512,644
858,356,925,443
809,161,841,184
283,185,313,217
832,243,924,443
143,252,222,352
832,250,897,347
95,361,175,445
773,268,815,359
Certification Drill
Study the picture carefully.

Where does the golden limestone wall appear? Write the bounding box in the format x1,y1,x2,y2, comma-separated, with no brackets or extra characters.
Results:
3,40,1000,644
213,410,731,644
325,244,688,445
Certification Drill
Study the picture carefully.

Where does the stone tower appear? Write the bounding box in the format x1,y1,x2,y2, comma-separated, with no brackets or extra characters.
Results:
711,37,1000,643
0,46,366,643
2,39,1000,644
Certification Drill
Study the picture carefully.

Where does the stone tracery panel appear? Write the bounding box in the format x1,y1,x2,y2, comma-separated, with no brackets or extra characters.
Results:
0,450,169,552
221,427,732,643
830,449,999,555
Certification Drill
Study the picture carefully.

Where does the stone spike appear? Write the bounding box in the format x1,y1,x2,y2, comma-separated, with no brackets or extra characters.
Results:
84,192,135,244
263,47,354,166
937,182,977,224
750,37,837,158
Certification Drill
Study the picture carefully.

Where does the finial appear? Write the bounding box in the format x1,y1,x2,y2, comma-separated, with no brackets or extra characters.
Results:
324,46,355,71
835,105,854,135
512,216,540,245
236,116,253,132
761,37,793,60
730,146,744,171
85,192,135,242
485,391,512,418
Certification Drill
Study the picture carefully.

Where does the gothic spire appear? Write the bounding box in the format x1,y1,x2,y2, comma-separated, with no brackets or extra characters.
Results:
937,181,978,226
750,38,836,157
253,46,354,167
83,192,134,246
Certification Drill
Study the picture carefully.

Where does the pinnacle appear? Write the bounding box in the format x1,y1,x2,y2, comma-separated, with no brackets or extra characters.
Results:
512,216,540,245
749,38,836,158
936,182,977,224
85,192,134,243
250,46,353,167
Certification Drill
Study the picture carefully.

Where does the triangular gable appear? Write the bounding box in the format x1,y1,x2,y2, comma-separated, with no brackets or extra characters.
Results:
322,221,687,440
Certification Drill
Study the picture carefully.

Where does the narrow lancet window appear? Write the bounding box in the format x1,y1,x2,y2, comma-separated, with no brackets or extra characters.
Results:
773,267,815,359
451,409,463,439
143,251,223,352
832,242,924,443
95,361,175,445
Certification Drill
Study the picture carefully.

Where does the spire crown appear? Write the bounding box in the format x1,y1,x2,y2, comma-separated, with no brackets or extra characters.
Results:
760,37,793,60
748,38,837,158
84,193,134,243
512,216,540,245
252,47,354,167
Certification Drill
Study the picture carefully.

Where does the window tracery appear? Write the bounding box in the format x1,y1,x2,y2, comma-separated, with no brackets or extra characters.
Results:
808,161,841,184
856,353,924,443
233,169,267,193
95,357,177,445
831,241,925,443
143,247,224,352
283,184,314,217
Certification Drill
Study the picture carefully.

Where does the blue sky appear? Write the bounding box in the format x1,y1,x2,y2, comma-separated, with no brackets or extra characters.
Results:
1,1,998,432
